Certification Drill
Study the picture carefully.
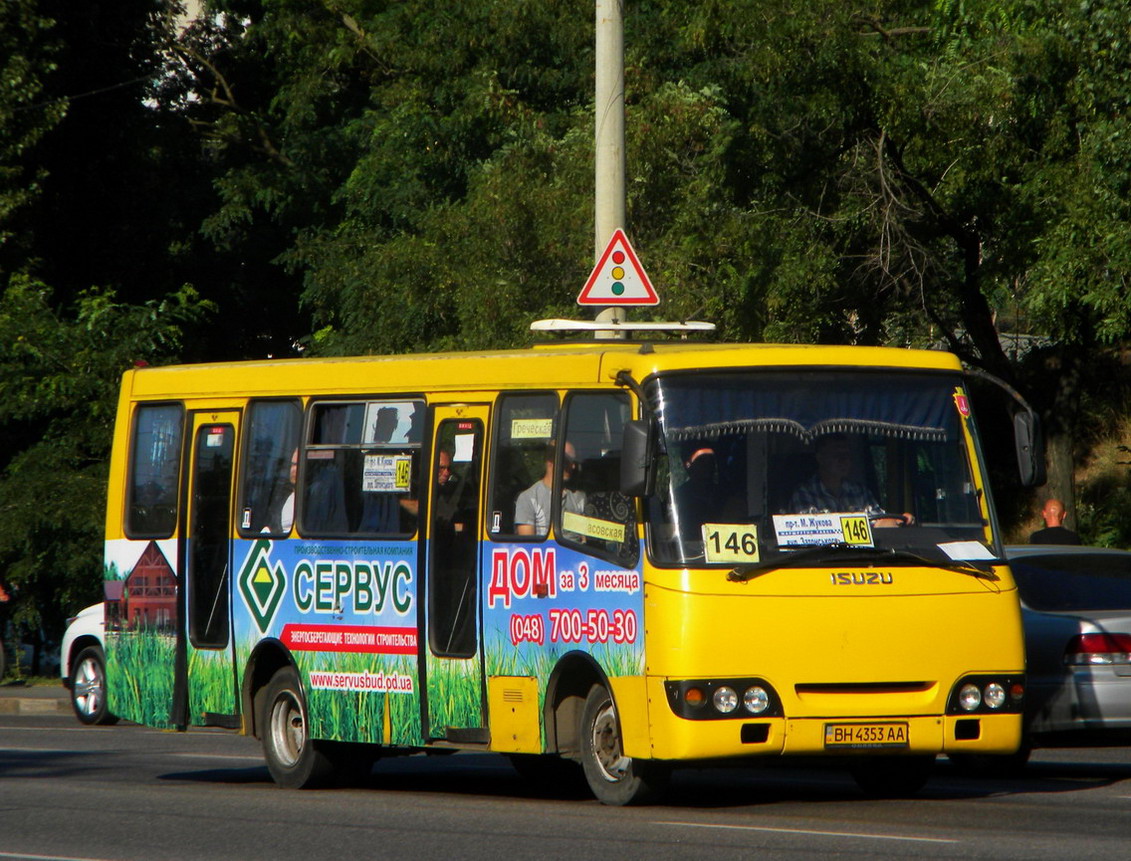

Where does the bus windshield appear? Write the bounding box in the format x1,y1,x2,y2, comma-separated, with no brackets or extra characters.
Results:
646,370,993,567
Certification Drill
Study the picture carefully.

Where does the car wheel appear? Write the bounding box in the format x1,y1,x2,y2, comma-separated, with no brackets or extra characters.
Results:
579,684,668,805
261,666,335,788
70,646,117,726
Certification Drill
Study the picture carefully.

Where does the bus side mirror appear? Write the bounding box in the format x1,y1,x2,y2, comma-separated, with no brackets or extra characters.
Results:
621,419,655,497
1013,410,1046,487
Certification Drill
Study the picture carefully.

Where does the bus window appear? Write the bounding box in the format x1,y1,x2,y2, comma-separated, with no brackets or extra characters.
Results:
126,403,184,538
188,422,234,648
558,392,639,567
300,399,424,537
487,392,558,538
428,418,483,657
648,370,986,566
238,399,301,537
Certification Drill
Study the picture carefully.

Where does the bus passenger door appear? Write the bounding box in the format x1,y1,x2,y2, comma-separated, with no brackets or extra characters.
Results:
424,405,489,742
176,411,241,728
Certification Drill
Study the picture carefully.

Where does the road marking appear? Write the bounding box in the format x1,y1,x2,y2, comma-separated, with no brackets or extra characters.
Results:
0,852,113,861
2,745,260,762
0,727,110,732
656,821,958,844
166,752,263,762
1,747,97,753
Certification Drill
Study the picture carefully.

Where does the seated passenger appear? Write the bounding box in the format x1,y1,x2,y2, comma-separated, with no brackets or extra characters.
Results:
515,441,586,537
789,433,912,526
672,445,727,539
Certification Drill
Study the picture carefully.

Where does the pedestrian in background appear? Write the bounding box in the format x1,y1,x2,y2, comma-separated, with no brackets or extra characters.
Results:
1029,498,1081,545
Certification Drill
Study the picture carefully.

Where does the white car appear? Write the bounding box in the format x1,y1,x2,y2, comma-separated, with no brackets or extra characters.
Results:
60,602,116,725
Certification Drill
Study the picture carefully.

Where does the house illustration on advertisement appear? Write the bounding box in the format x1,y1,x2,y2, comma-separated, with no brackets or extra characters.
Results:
105,541,177,631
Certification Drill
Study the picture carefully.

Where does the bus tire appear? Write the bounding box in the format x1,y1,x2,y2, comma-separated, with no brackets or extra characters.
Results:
262,666,334,789
849,755,935,798
71,646,117,726
579,684,668,805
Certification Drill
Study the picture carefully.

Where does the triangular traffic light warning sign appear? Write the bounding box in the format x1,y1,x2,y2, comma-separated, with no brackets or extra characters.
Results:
577,229,659,306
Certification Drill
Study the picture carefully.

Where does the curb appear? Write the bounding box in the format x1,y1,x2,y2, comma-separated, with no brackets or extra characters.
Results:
0,688,70,715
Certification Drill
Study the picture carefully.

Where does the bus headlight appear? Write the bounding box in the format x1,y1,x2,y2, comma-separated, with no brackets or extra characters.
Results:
947,674,1024,714
983,682,1006,710
743,686,770,714
713,686,738,714
958,683,981,711
665,678,783,720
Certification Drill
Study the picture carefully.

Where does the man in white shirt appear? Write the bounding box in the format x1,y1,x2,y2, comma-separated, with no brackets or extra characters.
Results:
515,441,586,537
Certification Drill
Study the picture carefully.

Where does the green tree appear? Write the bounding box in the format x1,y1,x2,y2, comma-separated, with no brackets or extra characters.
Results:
167,1,1131,533
0,0,65,252
0,278,211,662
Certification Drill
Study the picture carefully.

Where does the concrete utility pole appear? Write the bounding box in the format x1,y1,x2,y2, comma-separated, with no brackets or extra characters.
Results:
594,0,626,331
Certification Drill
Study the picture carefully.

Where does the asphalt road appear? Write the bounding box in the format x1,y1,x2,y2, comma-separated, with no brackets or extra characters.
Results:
3,693,1131,860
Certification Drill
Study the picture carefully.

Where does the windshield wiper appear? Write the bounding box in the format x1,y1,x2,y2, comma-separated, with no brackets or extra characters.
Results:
728,544,999,583
880,548,999,581
728,543,879,582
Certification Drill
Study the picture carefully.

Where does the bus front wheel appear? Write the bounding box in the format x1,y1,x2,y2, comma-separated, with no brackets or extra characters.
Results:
261,666,335,789
579,684,668,805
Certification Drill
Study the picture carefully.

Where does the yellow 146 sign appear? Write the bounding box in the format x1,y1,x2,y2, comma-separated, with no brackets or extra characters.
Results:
840,515,872,546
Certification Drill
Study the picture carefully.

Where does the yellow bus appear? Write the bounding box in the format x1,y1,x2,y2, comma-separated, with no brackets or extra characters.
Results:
101,335,1038,803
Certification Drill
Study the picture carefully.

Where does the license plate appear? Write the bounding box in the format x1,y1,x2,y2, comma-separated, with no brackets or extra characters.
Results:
824,722,909,748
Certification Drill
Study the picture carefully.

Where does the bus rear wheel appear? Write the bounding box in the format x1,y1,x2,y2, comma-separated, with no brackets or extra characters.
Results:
580,684,668,805
261,666,335,788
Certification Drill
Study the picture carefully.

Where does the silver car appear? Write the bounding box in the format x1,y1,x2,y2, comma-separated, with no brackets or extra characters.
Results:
1007,545,1131,753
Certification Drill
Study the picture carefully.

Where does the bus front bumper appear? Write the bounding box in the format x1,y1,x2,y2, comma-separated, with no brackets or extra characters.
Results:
625,677,1024,761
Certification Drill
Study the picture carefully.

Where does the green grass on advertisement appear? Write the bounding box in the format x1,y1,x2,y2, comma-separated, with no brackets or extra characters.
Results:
106,629,176,728
485,630,644,749
301,651,421,746
426,657,483,730
187,647,236,721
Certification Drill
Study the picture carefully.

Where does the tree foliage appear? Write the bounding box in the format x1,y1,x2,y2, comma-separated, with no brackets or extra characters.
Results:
4,0,1131,653
0,0,64,252
0,278,211,640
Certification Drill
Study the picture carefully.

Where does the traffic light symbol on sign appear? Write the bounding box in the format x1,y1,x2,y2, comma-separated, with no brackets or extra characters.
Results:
577,228,660,306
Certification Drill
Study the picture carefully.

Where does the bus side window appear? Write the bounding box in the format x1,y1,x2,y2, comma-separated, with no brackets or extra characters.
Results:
487,392,559,539
558,392,639,567
126,403,184,538
302,451,350,533
300,399,423,537
238,399,302,537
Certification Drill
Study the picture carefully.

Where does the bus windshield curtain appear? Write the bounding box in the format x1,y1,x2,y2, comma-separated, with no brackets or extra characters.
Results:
650,372,957,444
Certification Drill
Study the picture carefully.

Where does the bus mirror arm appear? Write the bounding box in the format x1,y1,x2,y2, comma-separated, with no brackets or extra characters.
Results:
1011,409,1046,488
614,371,657,498
962,365,1046,488
621,418,655,497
